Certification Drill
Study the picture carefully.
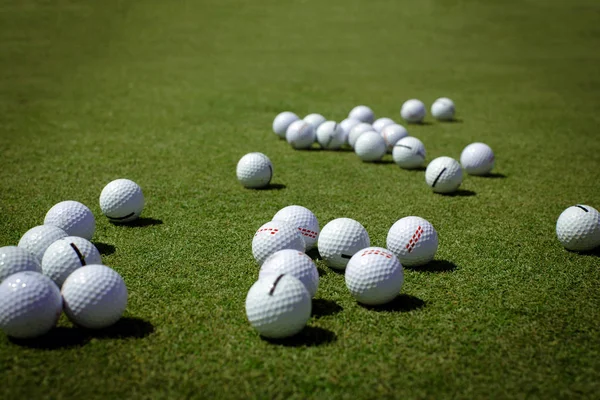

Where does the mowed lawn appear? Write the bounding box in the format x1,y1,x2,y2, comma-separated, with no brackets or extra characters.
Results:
1,0,600,398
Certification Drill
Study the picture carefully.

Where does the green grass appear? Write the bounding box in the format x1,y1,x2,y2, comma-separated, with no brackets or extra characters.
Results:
1,0,600,398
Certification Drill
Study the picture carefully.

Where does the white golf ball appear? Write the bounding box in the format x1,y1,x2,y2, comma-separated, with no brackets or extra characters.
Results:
303,113,327,131
44,200,95,240
339,118,361,145
392,136,426,169
460,142,495,176
61,264,128,329
345,247,404,305
42,236,102,287
236,152,273,189
0,246,42,284
99,179,144,223
372,117,395,133
273,111,299,138
286,120,315,150
348,123,375,149
318,218,370,270
18,225,68,262
252,220,306,265
425,156,463,193
381,124,409,153
259,249,319,298
431,97,455,121
245,274,311,339
272,205,320,250
386,216,439,267
556,205,600,252
400,99,426,123
0,271,62,339
316,121,344,150
348,105,375,124
354,131,387,162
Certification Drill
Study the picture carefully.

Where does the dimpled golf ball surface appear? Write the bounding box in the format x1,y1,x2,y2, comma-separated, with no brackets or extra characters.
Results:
42,236,102,287
259,250,319,298
303,113,326,131
381,124,409,152
236,152,273,189
392,136,426,169
318,218,370,270
252,220,306,265
425,156,463,193
18,225,68,262
355,131,387,161
272,205,320,250
431,97,456,121
286,120,315,149
273,111,299,138
0,271,62,338
99,179,144,223
556,205,600,251
345,247,404,305
348,105,375,124
316,121,344,150
348,123,374,149
460,142,495,176
44,200,96,240
387,216,439,267
400,99,426,123
61,264,128,329
0,246,42,283
245,274,311,339
372,117,395,133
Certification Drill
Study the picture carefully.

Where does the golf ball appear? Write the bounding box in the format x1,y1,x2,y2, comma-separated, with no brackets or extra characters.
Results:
400,99,426,123
431,97,455,121
318,218,370,270
303,113,327,131
236,152,273,189
316,121,345,150
348,105,375,124
0,246,42,284
345,247,404,305
460,142,495,176
259,249,319,298
273,111,299,138
286,120,315,150
44,200,95,240
381,124,409,153
354,131,387,162
0,271,62,339
245,274,311,339
42,236,102,287
372,117,395,133
61,264,128,329
18,225,68,262
425,156,463,193
386,216,438,267
556,205,600,251
339,118,361,145
99,179,144,223
252,220,306,265
272,205,320,250
348,123,375,149
392,136,426,169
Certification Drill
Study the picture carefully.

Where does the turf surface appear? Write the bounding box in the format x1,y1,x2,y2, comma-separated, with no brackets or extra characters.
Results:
1,0,600,398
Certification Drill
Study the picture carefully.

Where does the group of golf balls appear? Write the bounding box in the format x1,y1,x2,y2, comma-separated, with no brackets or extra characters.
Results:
245,205,439,339
0,178,146,340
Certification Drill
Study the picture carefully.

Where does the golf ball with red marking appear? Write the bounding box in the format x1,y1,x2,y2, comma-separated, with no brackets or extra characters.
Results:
252,220,306,265
272,205,320,250
386,216,438,267
318,218,370,270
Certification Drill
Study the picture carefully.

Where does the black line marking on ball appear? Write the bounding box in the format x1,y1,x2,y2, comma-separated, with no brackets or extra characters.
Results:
576,205,589,212
395,144,412,149
341,254,352,259
269,274,285,296
432,168,447,188
70,243,86,266
268,164,273,183
108,212,135,221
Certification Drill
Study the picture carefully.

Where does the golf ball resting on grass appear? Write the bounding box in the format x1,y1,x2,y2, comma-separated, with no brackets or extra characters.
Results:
381,124,409,153
42,236,102,287
44,200,95,240
400,99,426,123
273,111,299,138
0,246,42,283
556,205,600,252
348,123,374,149
354,131,387,162
339,118,361,145
303,113,326,131
348,105,375,124
286,120,316,150
99,179,144,223
372,117,395,133
431,97,455,121
272,205,320,250
386,216,438,267
392,136,426,169
252,220,306,265
460,142,495,176
318,218,370,270
425,156,463,193
316,121,345,150
259,250,319,298
236,152,273,189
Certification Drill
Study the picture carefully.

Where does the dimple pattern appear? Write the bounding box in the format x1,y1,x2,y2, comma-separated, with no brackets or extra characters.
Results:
392,136,426,169
61,264,128,329
381,124,409,152
272,205,320,250
556,205,600,251
355,131,387,161
245,274,311,339
425,156,463,193
18,225,68,262
0,271,62,338
252,220,306,265
259,249,319,298
0,246,42,283
286,120,315,149
318,218,370,270
345,247,404,305
273,111,299,138
460,143,495,175
236,153,273,189
44,200,96,240
387,216,438,266
99,179,144,222
42,236,102,287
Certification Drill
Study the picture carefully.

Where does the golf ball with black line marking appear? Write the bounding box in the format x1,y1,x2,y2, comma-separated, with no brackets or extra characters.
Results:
354,131,387,162
252,220,306,265
236,152,273,189
556,205,600,251
339,118,361,145
348,105,375,124
392,136,426,169
431,97,455,121
372,117,395,133
386,216,438,267
272,205,320,250
99,179,144,223
318,218,370,270
348,123,375,149
18,225,68,262
381,124,409,153
460,142,495,176
273,111,299,138
400,99,426,123
316,121,344,150
425,156,463,193
0,246,42,284
286,120,315,150
44,200,95,240
42,236,102,287
303,113,326,132
259,249,319,298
